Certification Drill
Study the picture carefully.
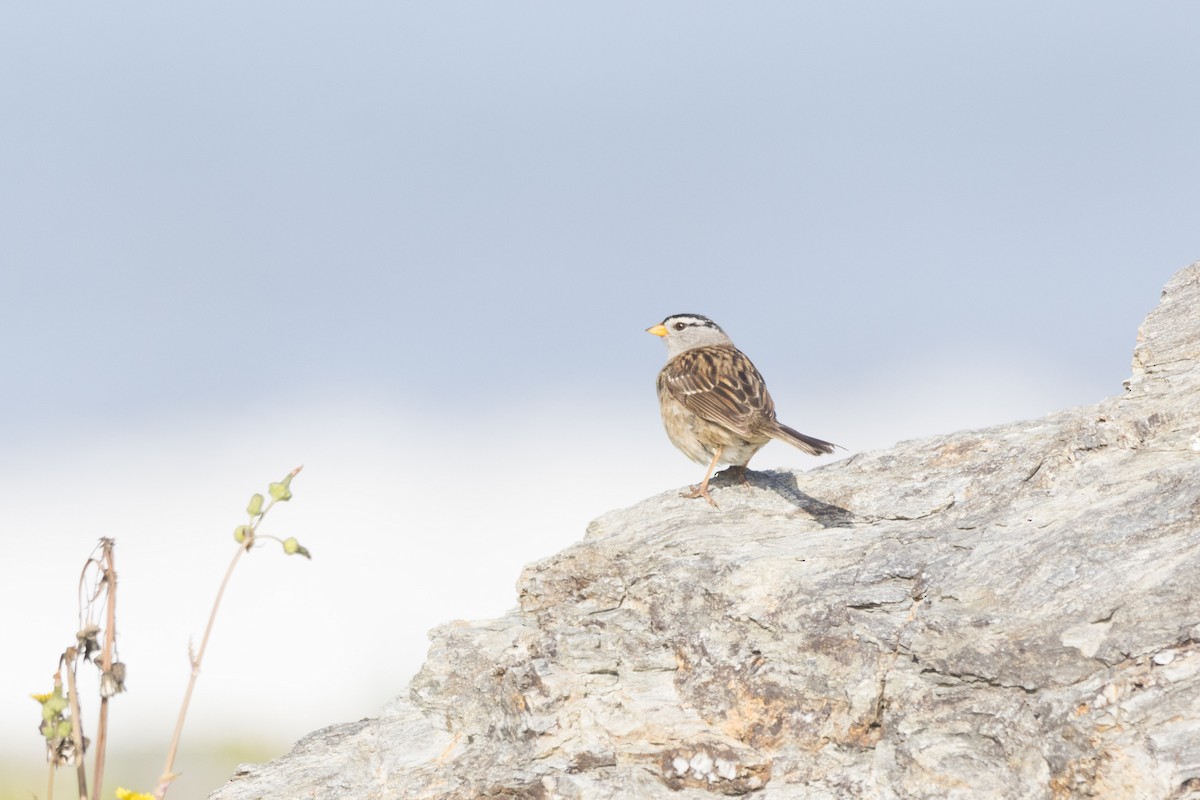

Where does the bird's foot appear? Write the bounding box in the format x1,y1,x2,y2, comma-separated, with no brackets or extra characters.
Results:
682,484,719,508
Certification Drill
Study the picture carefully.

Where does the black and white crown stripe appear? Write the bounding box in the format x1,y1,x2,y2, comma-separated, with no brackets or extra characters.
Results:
659,314,725,333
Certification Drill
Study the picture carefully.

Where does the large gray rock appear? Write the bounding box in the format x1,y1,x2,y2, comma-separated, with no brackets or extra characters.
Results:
212,263,1200,800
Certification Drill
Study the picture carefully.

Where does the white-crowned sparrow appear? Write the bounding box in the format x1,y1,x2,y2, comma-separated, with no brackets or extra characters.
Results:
647,313,836,506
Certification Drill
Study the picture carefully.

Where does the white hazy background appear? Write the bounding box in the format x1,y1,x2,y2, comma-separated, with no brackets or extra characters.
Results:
2,2,1197,797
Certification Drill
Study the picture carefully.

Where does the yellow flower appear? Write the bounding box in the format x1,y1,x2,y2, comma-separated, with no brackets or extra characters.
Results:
115,788,156,800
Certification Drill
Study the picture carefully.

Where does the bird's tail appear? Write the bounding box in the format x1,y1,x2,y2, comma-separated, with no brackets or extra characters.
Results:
769,422,838,456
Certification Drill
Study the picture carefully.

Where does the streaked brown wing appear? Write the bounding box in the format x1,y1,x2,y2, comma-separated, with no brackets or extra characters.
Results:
658,345,776,437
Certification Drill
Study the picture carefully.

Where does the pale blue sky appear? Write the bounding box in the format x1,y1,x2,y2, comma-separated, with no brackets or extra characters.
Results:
3,3,1195,440
2,2,1197,796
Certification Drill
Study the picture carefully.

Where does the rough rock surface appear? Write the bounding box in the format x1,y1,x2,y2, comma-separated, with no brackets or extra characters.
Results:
211,263,1200,800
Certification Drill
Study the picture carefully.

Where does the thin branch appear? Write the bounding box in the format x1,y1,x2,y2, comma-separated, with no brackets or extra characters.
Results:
154,544,245,799
77,543,105,635
154,465,303,799
63,648,89,800
91,539,117,800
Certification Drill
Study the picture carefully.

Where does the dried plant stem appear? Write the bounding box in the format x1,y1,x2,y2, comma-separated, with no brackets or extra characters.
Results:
154,543,246,799
63,648,88,800
91,540,118,800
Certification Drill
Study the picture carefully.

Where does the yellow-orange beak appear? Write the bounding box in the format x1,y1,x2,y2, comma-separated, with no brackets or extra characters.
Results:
646,324,668,337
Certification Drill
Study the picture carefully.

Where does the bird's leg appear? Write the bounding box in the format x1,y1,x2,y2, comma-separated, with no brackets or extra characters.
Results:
684,446,723,507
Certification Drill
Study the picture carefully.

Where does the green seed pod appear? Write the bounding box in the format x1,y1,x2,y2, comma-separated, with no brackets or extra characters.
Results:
282,537,311,559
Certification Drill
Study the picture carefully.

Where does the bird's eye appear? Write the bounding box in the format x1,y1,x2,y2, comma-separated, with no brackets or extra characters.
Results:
673,322,686,331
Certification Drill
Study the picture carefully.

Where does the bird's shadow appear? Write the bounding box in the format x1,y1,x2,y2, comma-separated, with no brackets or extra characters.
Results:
716,468,857,528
